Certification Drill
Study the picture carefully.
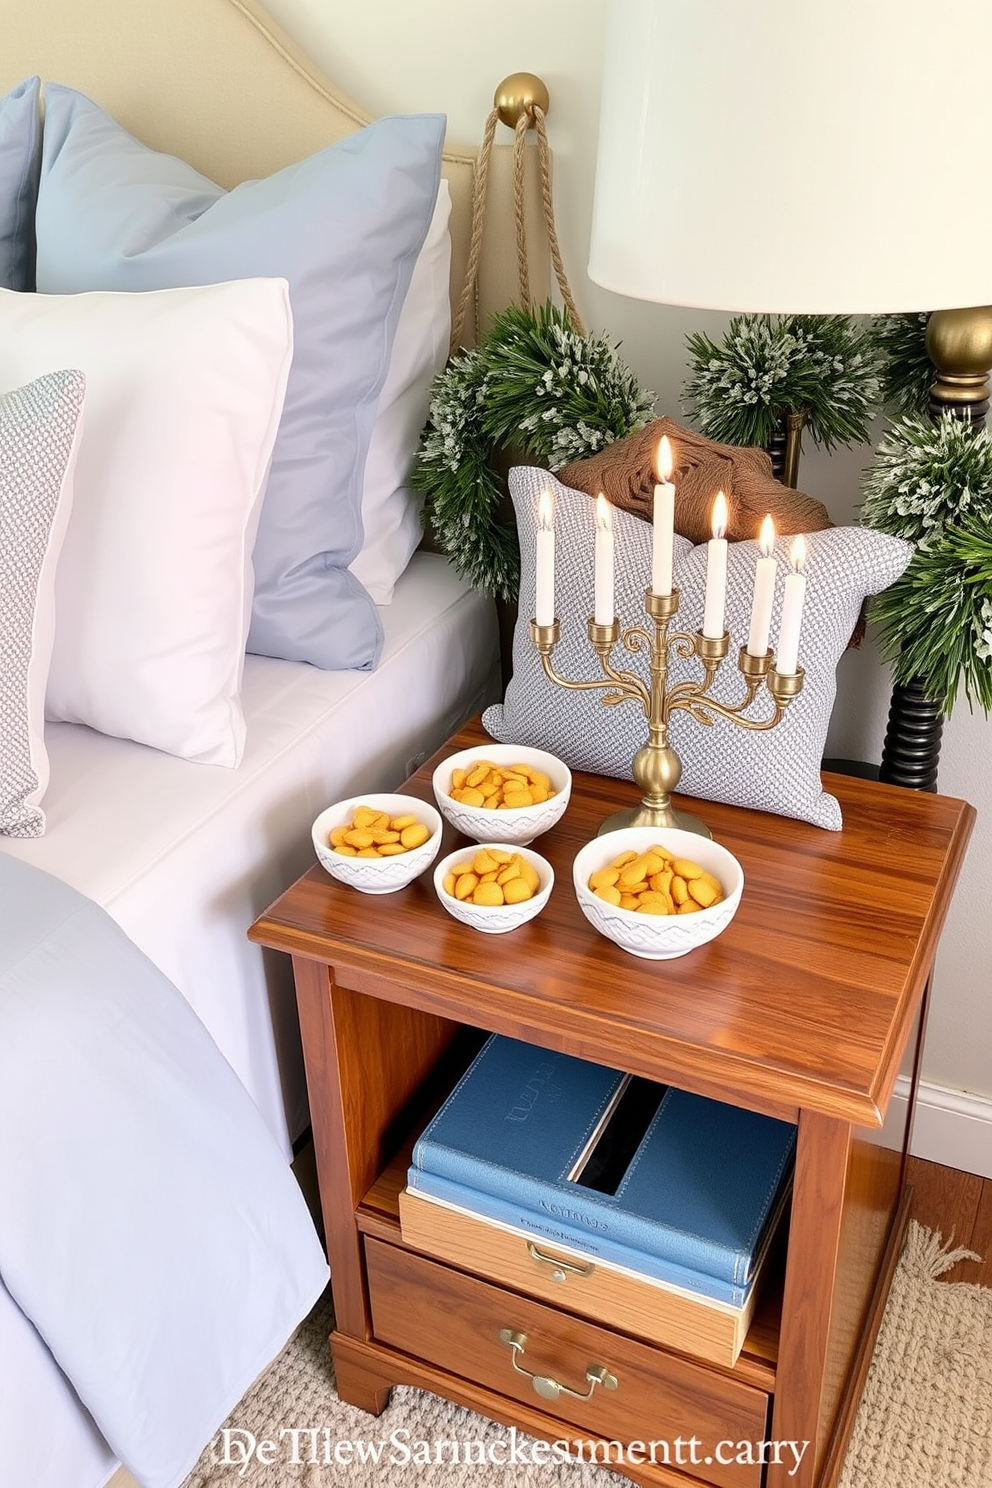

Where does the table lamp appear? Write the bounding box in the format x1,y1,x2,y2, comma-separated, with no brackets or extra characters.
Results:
587,0,992,788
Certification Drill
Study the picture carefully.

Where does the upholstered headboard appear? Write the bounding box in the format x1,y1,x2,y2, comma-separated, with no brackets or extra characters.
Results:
0,0,548,344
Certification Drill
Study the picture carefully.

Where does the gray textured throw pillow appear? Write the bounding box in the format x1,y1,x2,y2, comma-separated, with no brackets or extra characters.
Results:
0,369,86,837
484,467,913,830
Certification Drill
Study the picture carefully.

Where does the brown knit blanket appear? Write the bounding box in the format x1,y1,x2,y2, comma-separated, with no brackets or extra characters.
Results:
559,417,832,545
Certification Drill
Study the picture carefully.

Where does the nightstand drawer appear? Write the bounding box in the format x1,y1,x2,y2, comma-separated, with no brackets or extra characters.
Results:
399,1187,757,1368
366,1238,768,1488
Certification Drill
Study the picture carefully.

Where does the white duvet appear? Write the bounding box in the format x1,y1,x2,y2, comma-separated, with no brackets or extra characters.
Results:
0,857,329,1488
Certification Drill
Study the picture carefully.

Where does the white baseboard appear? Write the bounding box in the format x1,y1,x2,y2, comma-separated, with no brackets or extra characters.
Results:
868,1076,992,1180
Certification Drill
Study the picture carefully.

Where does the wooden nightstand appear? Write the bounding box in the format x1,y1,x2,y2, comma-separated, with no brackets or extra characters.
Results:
250,717,974,1488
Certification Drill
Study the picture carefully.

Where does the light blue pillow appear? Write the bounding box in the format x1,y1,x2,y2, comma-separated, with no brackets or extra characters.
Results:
0,77,40,292
35,85,445,670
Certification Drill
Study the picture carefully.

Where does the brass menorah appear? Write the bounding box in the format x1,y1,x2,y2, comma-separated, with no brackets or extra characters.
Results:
530,587,804,837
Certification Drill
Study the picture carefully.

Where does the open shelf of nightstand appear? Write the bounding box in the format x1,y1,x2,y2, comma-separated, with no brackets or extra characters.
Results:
357,1123,784,1393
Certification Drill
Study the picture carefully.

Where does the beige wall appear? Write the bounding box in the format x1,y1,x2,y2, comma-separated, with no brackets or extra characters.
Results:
264,1,991,1137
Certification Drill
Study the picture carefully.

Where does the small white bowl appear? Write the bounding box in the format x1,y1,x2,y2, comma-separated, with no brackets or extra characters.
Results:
432,744,571,846
433,842,554,934
572,827,744,960
311,793,442,895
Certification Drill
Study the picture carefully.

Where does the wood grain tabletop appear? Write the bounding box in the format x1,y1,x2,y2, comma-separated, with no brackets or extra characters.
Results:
252,717,975,1129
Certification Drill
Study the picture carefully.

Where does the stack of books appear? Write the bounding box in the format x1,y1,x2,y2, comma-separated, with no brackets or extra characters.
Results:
400,1034,796,1366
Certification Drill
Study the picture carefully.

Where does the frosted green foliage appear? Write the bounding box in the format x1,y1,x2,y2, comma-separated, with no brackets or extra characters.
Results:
869,312,933,417
860,413,992,715
682,312,880,452
413,302,655,599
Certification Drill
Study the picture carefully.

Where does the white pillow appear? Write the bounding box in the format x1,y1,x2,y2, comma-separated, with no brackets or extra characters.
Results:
350,180,451,604
0,281,293,766
0,370,85,837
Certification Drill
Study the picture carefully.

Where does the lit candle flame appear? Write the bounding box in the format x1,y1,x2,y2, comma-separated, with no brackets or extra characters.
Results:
759,514,776,557
655,435,674,483
790,534,807,572
711,490,728,540
538,489,553,530
596,492,612,531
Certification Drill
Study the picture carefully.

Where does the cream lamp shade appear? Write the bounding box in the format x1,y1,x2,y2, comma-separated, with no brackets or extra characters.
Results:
588,0,992,315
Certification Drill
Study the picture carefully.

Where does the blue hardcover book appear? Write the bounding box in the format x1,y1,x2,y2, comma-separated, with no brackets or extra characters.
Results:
409,1035,796,1294
409,1169,756,1307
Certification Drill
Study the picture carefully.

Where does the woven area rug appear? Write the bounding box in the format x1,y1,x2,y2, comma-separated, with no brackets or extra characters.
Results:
837,1222,991,1488
181,1222,991,1488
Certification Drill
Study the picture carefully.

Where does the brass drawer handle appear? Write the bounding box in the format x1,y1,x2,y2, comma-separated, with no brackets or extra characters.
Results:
498,1328,618,1402
526,1242,595,1283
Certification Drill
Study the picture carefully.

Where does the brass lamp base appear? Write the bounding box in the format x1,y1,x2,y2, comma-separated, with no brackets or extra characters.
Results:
926,305,992,424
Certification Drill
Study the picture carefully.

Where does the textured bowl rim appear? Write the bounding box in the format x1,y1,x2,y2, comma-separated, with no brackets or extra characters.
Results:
432,746,572,821
433,841,555,915
312,793,443,876
572,830,743,924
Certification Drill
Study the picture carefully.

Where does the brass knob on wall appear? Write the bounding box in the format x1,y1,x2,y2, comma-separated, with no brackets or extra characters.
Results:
494,72,550,128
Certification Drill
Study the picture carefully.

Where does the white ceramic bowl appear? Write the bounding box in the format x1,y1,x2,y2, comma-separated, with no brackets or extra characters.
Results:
433,842,554,934
572,826,744,960
432,744,571,846
311,793,442,895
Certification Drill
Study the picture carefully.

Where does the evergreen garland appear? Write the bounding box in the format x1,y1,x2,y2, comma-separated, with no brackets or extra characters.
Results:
412,301,655,599
860,413,992,715
681,312,880,452
869,312,933,417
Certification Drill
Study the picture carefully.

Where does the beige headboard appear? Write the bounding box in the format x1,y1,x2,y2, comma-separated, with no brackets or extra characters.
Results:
0,0,549,346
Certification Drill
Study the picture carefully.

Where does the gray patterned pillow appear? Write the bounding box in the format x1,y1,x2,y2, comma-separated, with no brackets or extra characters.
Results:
1,369,85,837
484,467,912,830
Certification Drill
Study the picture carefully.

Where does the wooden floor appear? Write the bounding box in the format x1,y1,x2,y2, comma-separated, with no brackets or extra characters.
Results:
907,1155,992,1285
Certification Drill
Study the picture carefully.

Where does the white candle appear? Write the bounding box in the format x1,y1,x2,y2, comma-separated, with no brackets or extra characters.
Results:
746,514,777,657
594,493,614,625
702,490,729,638
776,535,808,676
535,489,555,626
652,435,676,597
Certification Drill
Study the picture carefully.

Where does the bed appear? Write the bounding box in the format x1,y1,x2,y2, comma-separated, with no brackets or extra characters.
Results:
0,3,550,1485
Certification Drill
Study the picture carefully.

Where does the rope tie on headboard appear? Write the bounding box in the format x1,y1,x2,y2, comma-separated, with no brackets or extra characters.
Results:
449,78,585,356
512,110,533,316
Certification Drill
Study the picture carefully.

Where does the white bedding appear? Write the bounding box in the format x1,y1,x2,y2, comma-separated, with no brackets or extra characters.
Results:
0,856,330,1488
0,552,498,1155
